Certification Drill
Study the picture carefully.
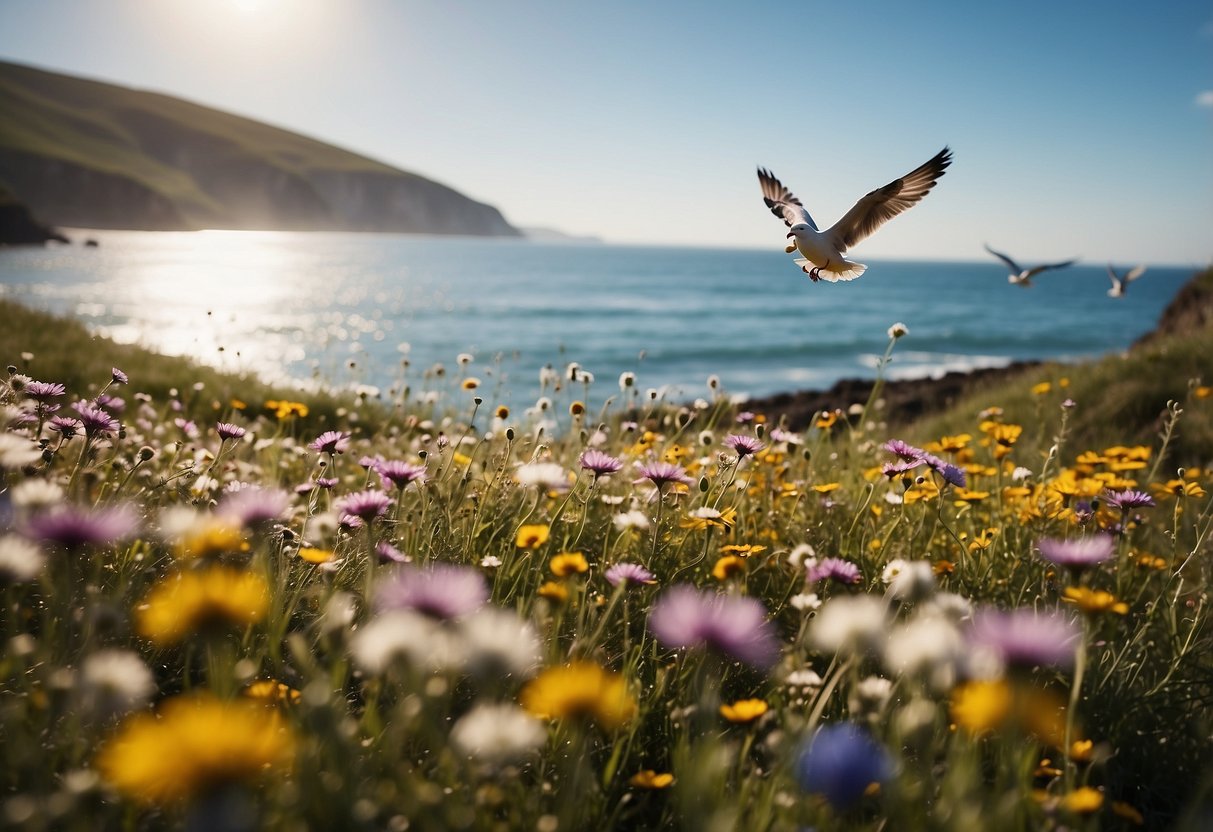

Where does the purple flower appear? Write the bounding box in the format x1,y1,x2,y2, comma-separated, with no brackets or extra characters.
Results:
795,723,892,810
920,454,966,488
634,461,695,491
1104,489,1155,512
604,562,656,587
375,541,410,564
358,455,382,470
309,431,351,455
49,416,84,439
174,418,199,439
968,607,1080,670
110,368,129,385
881,459,921,478
648,585,781,669
336,490,392,522
807,557,862,585
883,439,925,461
375,564,488,619
1036,535,1115,572
216,422,247,442
724,434,765,458
25,505,139,550
218,487,290,527
95,393,124,414
73,401,119,438
315,477,339,490
376,459,428,490
24,381,65,402
579,449,624,478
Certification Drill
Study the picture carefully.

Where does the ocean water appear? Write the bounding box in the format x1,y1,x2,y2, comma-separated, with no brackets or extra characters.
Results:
0,230,1195,408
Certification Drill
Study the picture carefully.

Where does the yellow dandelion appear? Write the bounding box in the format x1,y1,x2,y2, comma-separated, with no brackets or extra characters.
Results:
1031,381,1052,396
175,520,247,560
629,770,675,789
711,555,747,581
1061,787,1104,815
267,400,309,420
951,679,1011,735
537,581,569,602
136,568,269,646
520,662,636,731
297,547,335,564
719,699,768,723
720,543,766,557
243,680,302,706
550,552,589,577
1062,586,1129,615
516,524,550,549
97,693,295,804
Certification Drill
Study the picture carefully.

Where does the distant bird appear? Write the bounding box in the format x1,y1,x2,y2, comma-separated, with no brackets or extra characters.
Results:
984,244,1078,287
1106,263,1147,298
758,147,952,282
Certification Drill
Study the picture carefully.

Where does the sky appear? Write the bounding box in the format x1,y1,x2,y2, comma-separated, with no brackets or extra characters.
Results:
1,0,1210,265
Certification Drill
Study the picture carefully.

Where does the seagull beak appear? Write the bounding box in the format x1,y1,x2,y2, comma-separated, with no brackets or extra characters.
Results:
786,231,795,239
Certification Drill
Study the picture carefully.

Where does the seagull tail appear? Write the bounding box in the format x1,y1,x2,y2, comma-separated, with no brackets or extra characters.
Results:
795,259,867,282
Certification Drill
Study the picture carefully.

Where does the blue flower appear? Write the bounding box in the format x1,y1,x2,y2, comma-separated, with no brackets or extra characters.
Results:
795,723,891,809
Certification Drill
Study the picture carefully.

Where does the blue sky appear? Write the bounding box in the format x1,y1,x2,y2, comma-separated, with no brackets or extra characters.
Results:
1,0,1210,264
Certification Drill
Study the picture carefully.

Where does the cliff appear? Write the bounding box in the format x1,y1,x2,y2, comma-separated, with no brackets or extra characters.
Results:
0,183,68,246
0,61,520,237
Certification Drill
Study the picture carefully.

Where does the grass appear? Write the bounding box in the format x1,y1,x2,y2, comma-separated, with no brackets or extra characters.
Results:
1,292,1212,830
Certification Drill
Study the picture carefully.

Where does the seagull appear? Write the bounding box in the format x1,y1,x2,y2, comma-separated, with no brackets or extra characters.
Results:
984,244,1078,288
1106,263,1147,298
758,147,952,282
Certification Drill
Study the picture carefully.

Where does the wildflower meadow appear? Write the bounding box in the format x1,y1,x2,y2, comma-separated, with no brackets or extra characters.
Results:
2,312,1212,831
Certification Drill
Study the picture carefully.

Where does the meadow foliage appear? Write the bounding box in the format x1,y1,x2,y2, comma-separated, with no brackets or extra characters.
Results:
2,319,1212,831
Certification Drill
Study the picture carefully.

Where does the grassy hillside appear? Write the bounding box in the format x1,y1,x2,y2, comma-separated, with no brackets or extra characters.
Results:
0,61,519,235
904,268,1213,467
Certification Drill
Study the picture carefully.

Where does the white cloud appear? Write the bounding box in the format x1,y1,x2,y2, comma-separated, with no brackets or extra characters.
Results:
1196,90,1213,109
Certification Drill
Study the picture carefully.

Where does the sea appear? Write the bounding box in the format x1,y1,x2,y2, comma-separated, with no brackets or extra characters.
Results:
0,230,1198,409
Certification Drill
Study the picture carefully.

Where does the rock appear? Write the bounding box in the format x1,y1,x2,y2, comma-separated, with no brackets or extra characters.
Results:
0,191,68,246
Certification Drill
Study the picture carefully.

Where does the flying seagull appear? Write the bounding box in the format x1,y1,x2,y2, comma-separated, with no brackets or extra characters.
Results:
758,147,952,282
1106,263,1147,298
984,244,1078,288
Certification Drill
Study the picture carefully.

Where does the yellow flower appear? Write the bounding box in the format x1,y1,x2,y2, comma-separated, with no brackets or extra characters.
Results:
520,662,636,730
952,488,990,504
516,524,550,549
719,543,766,557
719,699,768,723
933,559,955,575
1134,552,1168,570
297,547,335,564
1061,787,1104,815
1153,479,1207,498
1194,385,1212,400
811,482,841,493
711,555,747,581
461,377,480,390
537,581,569,602
629,770,675,789
1062,586,1128,615
550,552,589,577
951,680,1011,735
137,569,269,646
1069,739,1094,762
494,405,510,420
680,506,737,531
97,693,295,804
569,400,585,416
266,399,309,420
230,398,248,411
1034,758,1063,778
243,680,302,706
1031,381,1052,395
903,479,940,505
815,410,840,430
175,520,247,560
452,452,474,467
965,527,998,553
936,433,972,453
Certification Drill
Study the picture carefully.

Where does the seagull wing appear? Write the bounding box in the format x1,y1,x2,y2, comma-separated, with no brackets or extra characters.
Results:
1107,264,1124,290
757,168,818,231
985,244,1023,275
829,146,952,252
1124,265,1147,283
1023,258,1078,279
